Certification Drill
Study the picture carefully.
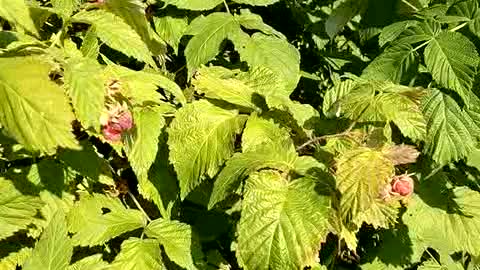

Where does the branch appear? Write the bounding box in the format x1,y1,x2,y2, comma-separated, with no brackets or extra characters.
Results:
128,191,152,222
296,120,357,152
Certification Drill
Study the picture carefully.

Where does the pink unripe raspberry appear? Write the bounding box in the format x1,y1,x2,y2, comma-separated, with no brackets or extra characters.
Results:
391,175,414,196
116,110,133,130
102,124,122,142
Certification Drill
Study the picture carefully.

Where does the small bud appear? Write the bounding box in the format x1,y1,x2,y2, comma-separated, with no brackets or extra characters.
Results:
391,174,414,196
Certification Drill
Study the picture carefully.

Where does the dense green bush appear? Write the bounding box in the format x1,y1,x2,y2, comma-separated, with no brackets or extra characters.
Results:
1,0,480,269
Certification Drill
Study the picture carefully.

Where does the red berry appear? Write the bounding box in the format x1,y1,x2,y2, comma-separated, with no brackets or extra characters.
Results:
391,175,414,196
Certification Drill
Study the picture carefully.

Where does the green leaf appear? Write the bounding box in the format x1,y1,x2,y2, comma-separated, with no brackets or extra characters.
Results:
23,211,73,270
0,0,38,36
424,31,479,104
237,170,331,270
404,185,480,256
0,247,32,269
161,0,222,10
72,10,155,66
153,15,188,54
67,193,147,246
466,148,480,170
234,10,285,39
421,89,477,165
105,64,186,105
104,0,149,43
51,0,80,18
67,254,109,270
168,100,246,199
126,106,165,182
0,177,43,240
208,141,298,209
379,20,418,47
361,259,403,270
64,57,105,130
145,218,195,269
325,0,367,38
447,0,480,38
362,42,418,84
238,33,300,94
185,13,242,73
192,66,278,110
0,56,79,153
80,27,100,59
241,113,292,152
336,147,398,228
397,20,441,45
125,106,166,212
322,79,355,118
231,0,280,7
109,238,165,270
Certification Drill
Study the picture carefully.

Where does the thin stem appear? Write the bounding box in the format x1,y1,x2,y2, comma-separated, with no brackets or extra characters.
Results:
223,0,231,14
296,119,358,152
413,40,431,52
128,191,152,222
450,21,468,32
401,0,419,12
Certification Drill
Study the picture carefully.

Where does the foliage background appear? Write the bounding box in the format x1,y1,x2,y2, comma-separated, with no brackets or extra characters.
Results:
1,0,480,269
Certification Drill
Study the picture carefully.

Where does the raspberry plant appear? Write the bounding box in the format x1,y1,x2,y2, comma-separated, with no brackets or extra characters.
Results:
1,0,480,269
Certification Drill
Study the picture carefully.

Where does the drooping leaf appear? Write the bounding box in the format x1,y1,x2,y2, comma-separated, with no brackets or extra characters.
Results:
64,57,105,130
237,33,300,94
80,27,100,59
383,144,420,165
51,0,80,18
145,218,195,269
379,20,419,47
72,10,155,66
237,170,331,270
153,15,188,54
126,106,165,182
424,31,479,104
185,13,243,73
241,114,292,152
421,89,477,165
161,0,223,10
23,211,73,270
362,42,418,84
109,238,165,270
125,106,167,212
325,0,367,38
0,0,38,36
67,254,109,270
104,0,149,44
105,64,186,105
67,193,147,246
232,0,280,6
336,147,398,228
0,177,43,240
0,56,79,153
168,100,246,199
208,141,298,209
192,66,278,110
234,10,285,39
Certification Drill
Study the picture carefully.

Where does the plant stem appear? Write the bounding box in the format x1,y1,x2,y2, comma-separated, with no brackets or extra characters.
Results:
223,0,231,14
128,191,152,222
413,40,431,52
401,0,419,12
296,119,358,152
450,22,468,32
